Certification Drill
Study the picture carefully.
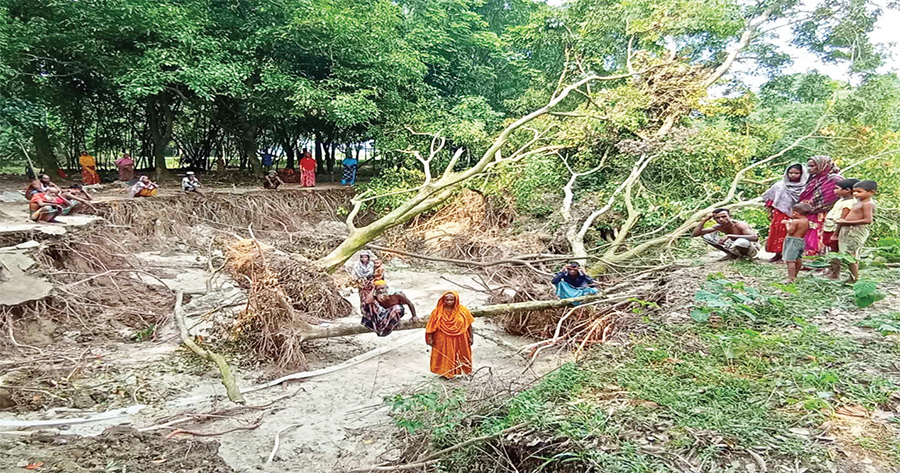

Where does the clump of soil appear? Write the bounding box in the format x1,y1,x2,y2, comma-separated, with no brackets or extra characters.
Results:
224,239,352,370
0,426,233,473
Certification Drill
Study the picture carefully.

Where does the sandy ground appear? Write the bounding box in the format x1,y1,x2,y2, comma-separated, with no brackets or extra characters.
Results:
0,253,565,473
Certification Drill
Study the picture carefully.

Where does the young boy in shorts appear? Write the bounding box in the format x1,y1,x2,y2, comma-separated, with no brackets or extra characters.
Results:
824,179,858,279
783,203,812,282
836,180,878,283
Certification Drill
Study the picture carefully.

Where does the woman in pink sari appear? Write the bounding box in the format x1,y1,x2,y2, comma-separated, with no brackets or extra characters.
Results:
115,152,135,182
798,155,843,255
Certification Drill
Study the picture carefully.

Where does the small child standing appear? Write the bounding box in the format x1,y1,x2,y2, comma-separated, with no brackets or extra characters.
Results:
836,180,878,282
824,179,858,279
783,203,812,282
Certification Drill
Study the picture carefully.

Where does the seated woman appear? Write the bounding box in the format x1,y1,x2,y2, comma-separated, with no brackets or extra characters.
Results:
551,262,599,300
129,176,159,198
29,187,77,223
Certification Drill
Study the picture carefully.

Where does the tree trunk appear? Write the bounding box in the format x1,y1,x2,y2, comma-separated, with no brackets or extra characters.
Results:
297,293,623,341
32,125,59,175
282,137,296,170
314,132,324,174
236,101,262,177
326,140,335,174
148,94,173,179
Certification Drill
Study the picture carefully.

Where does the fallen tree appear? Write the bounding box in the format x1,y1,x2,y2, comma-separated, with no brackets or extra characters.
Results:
292,292,635,341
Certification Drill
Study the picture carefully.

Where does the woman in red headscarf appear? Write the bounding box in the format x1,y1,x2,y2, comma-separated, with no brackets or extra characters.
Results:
799,155,844,256
425,291,474,379
299,150,316,187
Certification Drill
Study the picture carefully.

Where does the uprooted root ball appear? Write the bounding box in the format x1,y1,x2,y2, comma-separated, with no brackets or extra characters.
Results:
224,239,352,370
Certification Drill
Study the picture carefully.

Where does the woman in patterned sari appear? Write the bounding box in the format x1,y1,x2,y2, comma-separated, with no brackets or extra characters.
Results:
798,155,844,256
79,150,100,185
761,164,807,262
299,151,316,187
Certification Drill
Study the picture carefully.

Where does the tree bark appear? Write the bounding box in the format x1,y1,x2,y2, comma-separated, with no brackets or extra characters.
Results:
326,140,335,174
297,293,627,341
236,101,262,177
32,125,59,175
148,93,173,179
314,132,324,173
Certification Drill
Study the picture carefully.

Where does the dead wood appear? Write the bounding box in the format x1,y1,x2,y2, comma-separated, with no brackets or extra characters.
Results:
174,291,245,404
295,293,634,341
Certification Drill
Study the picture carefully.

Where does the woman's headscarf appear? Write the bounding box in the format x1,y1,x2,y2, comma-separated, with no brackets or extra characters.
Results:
353,251,374,279
762,164,809,215
799,155,844,213
425,291,474,337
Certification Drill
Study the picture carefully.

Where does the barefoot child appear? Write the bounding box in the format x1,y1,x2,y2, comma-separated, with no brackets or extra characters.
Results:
836,180,878,282
783,203,812,282
823,179,858,279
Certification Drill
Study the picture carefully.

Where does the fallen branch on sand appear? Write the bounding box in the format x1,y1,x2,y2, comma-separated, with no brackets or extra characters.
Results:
348,422,531,472
0,405,146,430
174,291,245,404
166,417,262,439
267,423,303,463
242,332,420,395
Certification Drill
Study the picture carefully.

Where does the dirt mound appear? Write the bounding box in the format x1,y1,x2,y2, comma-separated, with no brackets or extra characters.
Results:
224,239,353,370
0,426,233,473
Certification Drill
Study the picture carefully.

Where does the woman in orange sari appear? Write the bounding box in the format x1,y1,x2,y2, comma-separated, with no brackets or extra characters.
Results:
79,150,100,185
425,291,474,379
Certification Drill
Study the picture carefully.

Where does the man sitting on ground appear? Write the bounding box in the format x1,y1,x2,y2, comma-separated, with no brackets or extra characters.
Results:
691,208,760,260
181,171,203,194
552,262,599,300
263,170,283,191
60,185,95,213
24,173,60,199
361,280,418,337
29,187,78,223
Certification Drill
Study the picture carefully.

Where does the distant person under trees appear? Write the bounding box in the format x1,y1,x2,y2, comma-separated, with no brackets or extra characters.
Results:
129,176,158,198
79,150,100,185
299,150,316,187
181,171,203,194
341,155,358,185
24,174,60,199
692,208,759,260
263,170,283,190
115,152,135,182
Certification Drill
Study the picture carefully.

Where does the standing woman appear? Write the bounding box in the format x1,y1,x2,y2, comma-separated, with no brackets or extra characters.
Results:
341,155,358,186
425,291,475,379
353,252,376,317
299,151,317,187
79,150,100,185
799,155,844,256
761,164,808,262
115,152,135,182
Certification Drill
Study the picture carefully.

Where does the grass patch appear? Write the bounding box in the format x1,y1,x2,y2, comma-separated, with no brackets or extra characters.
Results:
387,264,900,472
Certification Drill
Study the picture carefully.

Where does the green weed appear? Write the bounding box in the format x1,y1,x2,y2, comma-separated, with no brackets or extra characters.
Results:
857,312,900,336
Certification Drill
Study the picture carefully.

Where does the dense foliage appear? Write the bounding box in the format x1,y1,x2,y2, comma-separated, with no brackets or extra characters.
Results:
1,0,898,245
